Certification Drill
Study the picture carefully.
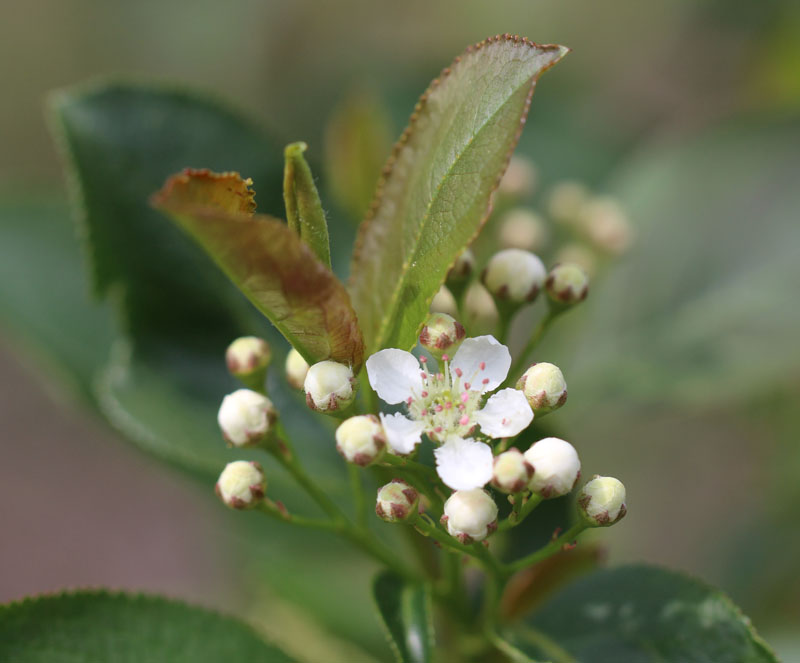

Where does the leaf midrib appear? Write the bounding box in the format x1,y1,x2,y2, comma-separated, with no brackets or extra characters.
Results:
373,66,536,351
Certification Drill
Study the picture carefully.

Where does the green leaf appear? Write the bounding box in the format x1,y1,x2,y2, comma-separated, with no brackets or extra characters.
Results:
0,591,296,662
323,88,393,223
0,194,114,404
373,571,434,663
349,35,568,352
283,141,331,267
515,565,779,663
48,81,284,346
152,169,364,369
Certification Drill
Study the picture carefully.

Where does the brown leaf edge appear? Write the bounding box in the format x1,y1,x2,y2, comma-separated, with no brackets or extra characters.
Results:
151,169,364,371
349,34,570,349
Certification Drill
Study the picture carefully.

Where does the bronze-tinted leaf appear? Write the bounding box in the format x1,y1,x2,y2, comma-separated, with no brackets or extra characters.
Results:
152,169,364,370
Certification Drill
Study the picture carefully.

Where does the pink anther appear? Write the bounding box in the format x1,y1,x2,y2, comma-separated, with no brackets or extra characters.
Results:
479,361,486,370
454,368,463,377
441,354,449,362
460,392,469,404
482,378,490,385
459,415,470,426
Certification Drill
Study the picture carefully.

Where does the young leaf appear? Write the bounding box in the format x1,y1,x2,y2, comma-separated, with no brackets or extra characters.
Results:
283,142,331,267
152,169,364,369
517,565,779,663
350,35,568,352
0,591,297,662
373,571,434,663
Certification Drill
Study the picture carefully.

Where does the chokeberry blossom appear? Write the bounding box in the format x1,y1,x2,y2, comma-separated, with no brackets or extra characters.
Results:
366,335,533,490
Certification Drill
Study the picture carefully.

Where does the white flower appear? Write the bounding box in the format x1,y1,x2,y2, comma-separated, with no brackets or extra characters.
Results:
442,489,498,543
304,360,357,413
366,335,533,490
217,389,276,447
524,437,581,498
215,460,266,510
578,475,627,527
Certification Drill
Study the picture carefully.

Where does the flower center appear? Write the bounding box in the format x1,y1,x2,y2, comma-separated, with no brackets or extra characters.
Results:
405,355,487,441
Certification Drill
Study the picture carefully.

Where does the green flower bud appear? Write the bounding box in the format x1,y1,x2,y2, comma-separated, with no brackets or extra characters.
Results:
430,285,459,318
304,360,358,413
463,282,499,336
578,475,627,527
376,480,419,523
225,336,271,380
419,313,466,358
546,263,589,307
482,249,546,304
491,448,534,493
285,348,310,390
516,362,567,415
547,180,589,224
215,460,266,510
498,208,549,253
578,196,633,255
335,415,386,466
441,489,498,543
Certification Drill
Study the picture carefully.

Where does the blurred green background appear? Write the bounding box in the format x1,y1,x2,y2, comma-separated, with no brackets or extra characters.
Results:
1,0,799,660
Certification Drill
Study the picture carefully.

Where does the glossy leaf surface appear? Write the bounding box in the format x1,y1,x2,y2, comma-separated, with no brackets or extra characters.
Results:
350,35,567,352
0,591,296,662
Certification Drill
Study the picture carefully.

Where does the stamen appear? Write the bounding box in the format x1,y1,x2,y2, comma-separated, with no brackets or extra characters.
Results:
419,356,427,363
464,382,471,390
479,361,486,370
455,368,463,377
459,415,470,426
482,378,490,385
434,426,443,433
441,354,449,362
420,372,427,379
435,405,443,412
421,391,428,398
460,392,469,404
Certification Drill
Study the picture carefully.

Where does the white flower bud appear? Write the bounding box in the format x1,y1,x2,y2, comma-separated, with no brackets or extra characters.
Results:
419,313,466,357
516,363,567,415
441,488,498,544
547,180,589,224
482,249,546,304
578,197,633,255
498,208,549,253
217,389,277,447
491,448,534,494
285,348,310,390
215,460,266,510
524,437,580,498
430,285,459,318
554,243,597,278
463,282,499,336
546,263,589,307
335,414,386,466
447,248,475,283
304,360,357,413
498,155,537,198
376,479,419,522
225,336,271,379
578,475,627,527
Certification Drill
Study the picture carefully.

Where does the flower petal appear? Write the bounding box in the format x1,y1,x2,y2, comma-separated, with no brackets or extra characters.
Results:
434,436,494,490
380,413,424,455
473,388,533,438
366,349,423,404
451,335,510,393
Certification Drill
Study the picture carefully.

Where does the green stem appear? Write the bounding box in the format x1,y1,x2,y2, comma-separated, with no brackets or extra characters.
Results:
506,308,562,385
257,501,340,531
498,493,543,531
382,453,439,483
503,522,587,576
348,464,369,528
358,370,378,415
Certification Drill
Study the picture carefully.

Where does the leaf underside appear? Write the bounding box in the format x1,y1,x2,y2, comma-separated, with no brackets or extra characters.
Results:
152,169,364,369
349,34,568,353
